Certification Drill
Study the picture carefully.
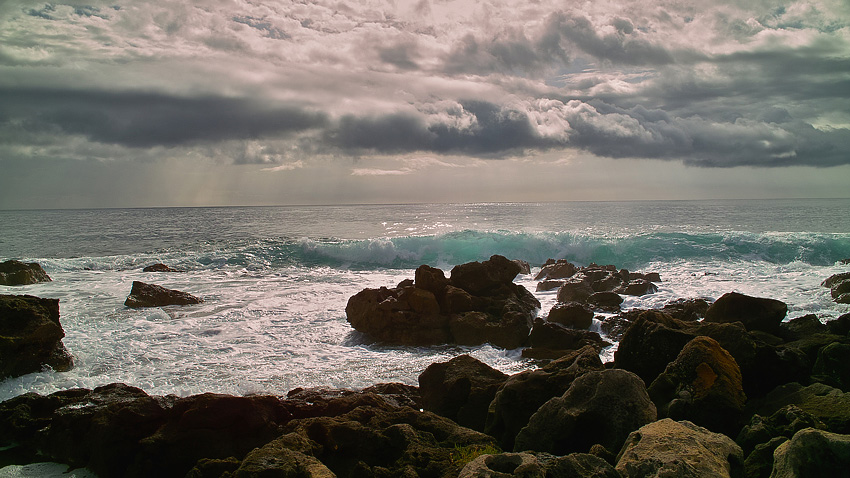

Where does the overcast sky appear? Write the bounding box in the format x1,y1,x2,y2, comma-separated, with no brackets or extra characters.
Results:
1,0,849,208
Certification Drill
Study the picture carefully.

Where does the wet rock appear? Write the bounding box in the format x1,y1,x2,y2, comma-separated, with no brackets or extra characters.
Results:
514,369,656,455
142,263,181,272
832,279,850,300
614,418,744,478
547,302,594,330
770,428,850,478
755,382,850,434
647,336,746,436
450,310,534,350
586,291,623,310
0,260,51,286
536,280,565,292
450,254,522,296
486,346,604,451
418,354,508,432
703,291,787,334
660,298,710,322
534,260,577,281
458,452,544,478
828,313,850,336
527,318,609,354
124,281,202,308
778,314,828,342
0,294,73,378
822,272,850,288
616,280,658,297
599,315,632,340
556,279,595,303
513,260,531,275
736,405,826,458
614,311,695,386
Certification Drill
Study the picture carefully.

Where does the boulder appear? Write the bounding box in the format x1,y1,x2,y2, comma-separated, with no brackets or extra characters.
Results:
828,313,850,336
485,346,604,451
599,315,632,340
778,314,828,342
661,298,710,322
703,292,787,334
837,293,850,304
754,382,850,434
614,419,744,478
586,292,623,310
832,279,850,300
770,428,850,478
124,281,202,308
534,260,577,281
743,436,786,478
616,279,658,296
458,453,544,478
811,342,850,391
513,260,532,276
556,279,595,303
526,318,609,356
513,369,656,455
536,280,565,292
736,405,826,458
647,336,746,436
0,260,51,285
547,302,594,330
418,354,508,432
232,439,336,478
0,294,73,378
822,272,850,288
347,256,539,348
142,263,182,272
614,311,696,386
543,453,620,478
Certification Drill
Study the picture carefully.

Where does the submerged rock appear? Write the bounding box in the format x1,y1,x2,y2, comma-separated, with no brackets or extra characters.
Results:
124,281,202,308
0,294,73,378
142,263,182,272
0,260,51,286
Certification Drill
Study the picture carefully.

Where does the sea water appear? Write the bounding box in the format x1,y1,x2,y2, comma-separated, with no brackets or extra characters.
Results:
1,199,849,402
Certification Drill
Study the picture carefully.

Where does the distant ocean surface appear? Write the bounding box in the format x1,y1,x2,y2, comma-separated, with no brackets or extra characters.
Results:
2,199,849,402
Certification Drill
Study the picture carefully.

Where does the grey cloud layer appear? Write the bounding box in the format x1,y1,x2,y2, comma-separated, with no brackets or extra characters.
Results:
0,0,848,168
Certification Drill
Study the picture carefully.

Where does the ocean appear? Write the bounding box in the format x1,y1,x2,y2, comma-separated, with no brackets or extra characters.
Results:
1,199,849,402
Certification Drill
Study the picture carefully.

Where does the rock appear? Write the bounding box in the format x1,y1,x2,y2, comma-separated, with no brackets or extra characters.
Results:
703,292,787,334
614,311,696,386
547,302,594,329
743,436,786,478
615,418,744,478
590,272,624,293
832,280,850,300
0,260,51,285
0,294,73,378
513,260,532,275
485,346,604,450
586,292,623,310
644,272,662,282
142,263,181,272
755,383,850,434
661,298,710,322
185,457,242,478
556,279,595,303
811,342,850,391
828,313,850,336
647,336,746,436
534,260,577,281
616,280,658,297
822,272,850,288
458,452,544,478
770,428,850,478
527,318,609,354
124,281,202,308
233,439,336,478
736,405,826,458
837,293,850,304
347,256,539,348
778,314,828,342
513,369,656,455
536,280,565,292
599,315,632,340
544,453,619,478
418,354,508,432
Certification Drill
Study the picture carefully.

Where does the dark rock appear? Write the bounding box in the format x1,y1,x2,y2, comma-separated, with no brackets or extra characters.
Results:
450,255,522,296
513,369,656,455
832,280,850,300
556,278,594,303
648,336,746,437
644,272,662,282
614,311,695,386
660,298,710,322
616,279,658,296
543,453,620,478
736,405,826,458
823,272,850,288
534,260,577,281
837,293,850,304
185,457,242,478
590,272,623,293
449,310,533,350
458,452,544,478
513,260,531,275
232,438,335,477
599,315,632,340
346,286,452,345
743,436,786,478
0,294,73,378
485,346,604,450
415,264,449,296
586,292,623,310
142,263,181,272
124,281,202,308
528,318,609,353
704,291,787,334
418,354,508,432
770,428,850,477
778,314,828,341
755,382,850,434
614,418,744,478
361,382,421,409
0,260,51,286
812,342,850,391
547,302,594,329
536,280,565,292
828,313,850,336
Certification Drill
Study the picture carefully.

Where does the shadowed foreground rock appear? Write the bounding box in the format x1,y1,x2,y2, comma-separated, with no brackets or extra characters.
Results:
124,281,202,308
770,428,850,477
346,255,540,348
0,294,73,378
0,260,51,286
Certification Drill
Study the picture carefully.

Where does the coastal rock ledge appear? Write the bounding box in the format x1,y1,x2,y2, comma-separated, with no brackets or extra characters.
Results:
346,255,540,348
0,260,51,286
0,294,73,378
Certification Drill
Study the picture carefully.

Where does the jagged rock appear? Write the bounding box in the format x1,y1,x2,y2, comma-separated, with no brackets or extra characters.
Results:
754,382,850,434
556,279,595,303
513,260,531,275
346,257,539,348
586,292,623,310
547,302,594,329
536,280,565,292
811,342,850,391
703,292,787,334
614,311,696,385
661,298,710,322
0,294,73,378
458,452,544,478
486,346,604,451
778,314,828,341
828,313,850,336
770,428,850,478
0,260,51,286
142,263,181,272
647,336,746,436
616,279,658,297
535,260,577,281
513,369,656,455
822,272,850,288
614,419,744,478
736,405,826,458
527,318,609,355
124,281,202,308
418,354,508,432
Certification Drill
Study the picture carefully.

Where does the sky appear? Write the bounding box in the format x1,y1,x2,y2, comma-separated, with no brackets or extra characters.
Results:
1,0,849,208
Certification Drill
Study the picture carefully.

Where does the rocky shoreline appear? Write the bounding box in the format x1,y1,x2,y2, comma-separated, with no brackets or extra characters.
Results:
1,257,850,477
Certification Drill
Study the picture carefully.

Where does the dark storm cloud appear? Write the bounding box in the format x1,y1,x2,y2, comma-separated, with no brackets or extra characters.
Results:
0,88,328,149
443,31,569,76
